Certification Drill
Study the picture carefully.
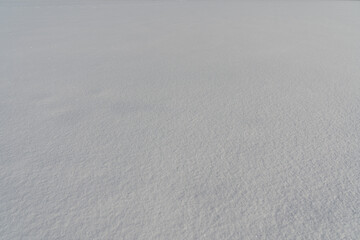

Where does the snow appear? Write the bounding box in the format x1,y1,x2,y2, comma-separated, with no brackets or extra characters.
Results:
1,1,360,239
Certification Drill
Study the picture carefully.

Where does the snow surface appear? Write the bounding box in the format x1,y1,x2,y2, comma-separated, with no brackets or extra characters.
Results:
1,1,360,239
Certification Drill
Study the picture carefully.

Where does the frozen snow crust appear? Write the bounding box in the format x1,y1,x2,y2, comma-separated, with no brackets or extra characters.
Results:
1,1,360,239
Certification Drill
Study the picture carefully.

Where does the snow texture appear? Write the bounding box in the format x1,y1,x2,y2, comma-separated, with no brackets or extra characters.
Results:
1,1,360,239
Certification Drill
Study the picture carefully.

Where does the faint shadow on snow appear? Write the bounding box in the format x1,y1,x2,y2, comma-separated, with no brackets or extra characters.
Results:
52,108,90,126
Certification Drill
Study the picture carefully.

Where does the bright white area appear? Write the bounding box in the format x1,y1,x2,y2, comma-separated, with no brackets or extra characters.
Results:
1,1,360,239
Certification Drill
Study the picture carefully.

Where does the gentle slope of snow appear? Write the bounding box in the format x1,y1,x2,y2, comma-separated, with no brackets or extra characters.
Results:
1,1,360,239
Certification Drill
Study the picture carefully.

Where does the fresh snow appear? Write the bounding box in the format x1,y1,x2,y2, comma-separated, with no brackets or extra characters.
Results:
1,1,360,239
